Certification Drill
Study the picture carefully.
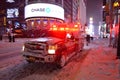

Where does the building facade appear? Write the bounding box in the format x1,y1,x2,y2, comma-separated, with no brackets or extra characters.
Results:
0,0,86,32
78,0,86,27
102,0,120,38
26,0,86,23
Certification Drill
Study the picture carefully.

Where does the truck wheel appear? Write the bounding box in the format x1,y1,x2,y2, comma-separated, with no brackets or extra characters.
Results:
58,55,66,68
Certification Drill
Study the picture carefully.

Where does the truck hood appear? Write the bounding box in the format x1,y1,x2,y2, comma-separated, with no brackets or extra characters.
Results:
26,37,63,44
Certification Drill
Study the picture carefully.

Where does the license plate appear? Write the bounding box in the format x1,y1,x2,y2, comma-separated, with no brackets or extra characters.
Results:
29,57,35,61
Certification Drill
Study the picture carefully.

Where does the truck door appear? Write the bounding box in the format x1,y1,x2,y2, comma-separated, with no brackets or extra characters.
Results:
65,35,76,56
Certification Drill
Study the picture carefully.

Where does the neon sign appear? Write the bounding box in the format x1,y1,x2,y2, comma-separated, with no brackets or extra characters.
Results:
25,3,64,20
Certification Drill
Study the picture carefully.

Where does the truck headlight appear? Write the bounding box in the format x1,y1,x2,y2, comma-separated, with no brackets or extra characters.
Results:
48,45,57,54
48,49,55,54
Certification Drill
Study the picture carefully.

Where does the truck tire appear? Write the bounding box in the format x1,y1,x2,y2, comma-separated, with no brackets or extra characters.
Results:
57,55,66,68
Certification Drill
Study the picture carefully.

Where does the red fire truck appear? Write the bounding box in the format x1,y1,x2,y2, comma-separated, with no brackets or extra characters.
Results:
22,23,84,68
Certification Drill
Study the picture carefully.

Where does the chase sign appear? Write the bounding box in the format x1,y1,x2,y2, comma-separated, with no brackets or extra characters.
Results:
25,3,64,20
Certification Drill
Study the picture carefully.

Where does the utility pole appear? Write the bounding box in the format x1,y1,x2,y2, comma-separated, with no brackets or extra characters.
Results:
109,0,113,47
117,17,120,59
116,0,120,59
61,0,64,7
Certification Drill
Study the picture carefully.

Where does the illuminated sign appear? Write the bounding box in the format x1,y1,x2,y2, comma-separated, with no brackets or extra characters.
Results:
25,3,64,20
7,8,19,18
6,0,15,3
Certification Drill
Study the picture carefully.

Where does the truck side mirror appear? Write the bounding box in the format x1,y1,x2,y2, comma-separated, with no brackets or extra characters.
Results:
66,33,74,40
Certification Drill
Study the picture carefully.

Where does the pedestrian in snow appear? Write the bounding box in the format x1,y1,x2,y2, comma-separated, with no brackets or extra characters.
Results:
7,28,11,42
86,34,90,46
7,28,15,42
11,29,15,42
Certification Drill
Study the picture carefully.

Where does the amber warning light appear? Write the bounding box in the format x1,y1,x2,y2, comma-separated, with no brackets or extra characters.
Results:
49,24,79,32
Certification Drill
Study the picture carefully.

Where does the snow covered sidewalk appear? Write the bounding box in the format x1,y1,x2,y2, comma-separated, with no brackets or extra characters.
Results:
75,38,120,80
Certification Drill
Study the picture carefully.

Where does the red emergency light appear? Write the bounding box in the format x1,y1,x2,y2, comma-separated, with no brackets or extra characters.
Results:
49,23,79,32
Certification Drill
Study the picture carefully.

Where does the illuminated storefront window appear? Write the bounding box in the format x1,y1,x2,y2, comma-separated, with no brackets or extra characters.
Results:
26,18,63,30
6,0,15,3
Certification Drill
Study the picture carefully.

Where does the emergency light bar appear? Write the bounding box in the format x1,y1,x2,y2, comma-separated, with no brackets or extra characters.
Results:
49,24,79,31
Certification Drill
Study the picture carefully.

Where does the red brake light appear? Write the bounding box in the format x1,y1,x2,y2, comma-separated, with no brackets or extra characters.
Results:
49,23,79,31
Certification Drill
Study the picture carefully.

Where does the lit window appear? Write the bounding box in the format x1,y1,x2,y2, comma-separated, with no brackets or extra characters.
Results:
6,0,15,3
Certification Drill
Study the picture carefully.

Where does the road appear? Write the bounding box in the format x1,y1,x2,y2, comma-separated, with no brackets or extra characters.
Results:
0,38,119,80
0,39,24,70
0,38,88,80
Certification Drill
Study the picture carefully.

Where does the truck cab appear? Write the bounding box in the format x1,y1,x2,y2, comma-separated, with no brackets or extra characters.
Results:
22,23,84,68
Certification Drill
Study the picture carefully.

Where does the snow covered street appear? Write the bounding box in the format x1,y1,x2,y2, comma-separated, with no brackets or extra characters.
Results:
0,38,120,80
75,41,120,80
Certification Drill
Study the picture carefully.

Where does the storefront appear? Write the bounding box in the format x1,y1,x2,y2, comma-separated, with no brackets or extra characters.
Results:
25,3,64,30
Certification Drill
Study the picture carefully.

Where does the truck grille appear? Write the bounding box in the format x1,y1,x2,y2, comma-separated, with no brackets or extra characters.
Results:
25,42,47,55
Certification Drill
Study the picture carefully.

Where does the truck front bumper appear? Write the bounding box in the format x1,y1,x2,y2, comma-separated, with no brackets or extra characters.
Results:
22,52,56,63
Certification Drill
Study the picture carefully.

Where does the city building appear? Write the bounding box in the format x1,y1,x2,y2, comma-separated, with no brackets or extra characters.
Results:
0,0,86,36
78,0,86,27
0,0,7,29
101,0,120,38
103,0,120,47
0,0,25,30
25,0,86,29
